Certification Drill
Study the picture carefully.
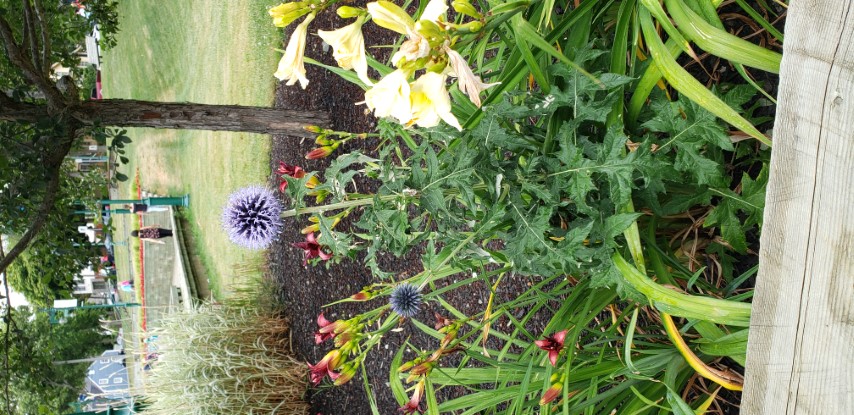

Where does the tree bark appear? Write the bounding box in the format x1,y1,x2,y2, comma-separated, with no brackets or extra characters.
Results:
0,99,329,137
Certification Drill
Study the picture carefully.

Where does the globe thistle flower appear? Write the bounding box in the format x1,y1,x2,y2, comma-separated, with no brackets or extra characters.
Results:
390,283,423,318
221,186,283,250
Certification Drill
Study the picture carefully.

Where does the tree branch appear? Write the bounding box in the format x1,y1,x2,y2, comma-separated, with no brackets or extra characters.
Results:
0,15,65,110
1,241,13,415
22,0,43,75
32,0,52,78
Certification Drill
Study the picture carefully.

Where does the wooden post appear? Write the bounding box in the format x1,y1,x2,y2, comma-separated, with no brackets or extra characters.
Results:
742,0,854,413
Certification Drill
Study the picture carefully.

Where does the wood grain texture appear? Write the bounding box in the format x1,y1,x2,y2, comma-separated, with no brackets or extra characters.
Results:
742,0,854,413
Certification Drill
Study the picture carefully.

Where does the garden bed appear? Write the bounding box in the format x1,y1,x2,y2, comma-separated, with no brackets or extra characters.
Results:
263,1,785,414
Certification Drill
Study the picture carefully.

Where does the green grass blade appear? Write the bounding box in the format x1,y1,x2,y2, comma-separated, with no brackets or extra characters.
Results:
390,344,409,406
639,0,699,61
665,0,781,73
513,17,598,85
733,0,784,42
512,16,551,93
638,7,771,146
425,378,440,415
626,38,683,127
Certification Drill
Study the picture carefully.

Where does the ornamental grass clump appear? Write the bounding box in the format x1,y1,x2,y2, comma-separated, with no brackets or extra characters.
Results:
139,301,308,415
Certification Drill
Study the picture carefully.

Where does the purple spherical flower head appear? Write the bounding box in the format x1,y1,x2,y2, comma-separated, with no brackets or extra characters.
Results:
390,283,423,318
222,186,283,250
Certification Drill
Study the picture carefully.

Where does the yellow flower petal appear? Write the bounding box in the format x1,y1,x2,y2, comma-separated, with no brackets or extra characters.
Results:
318,18,373,86
366,1,415,35
274,13,315,89
410,72,461,130
363,70,412,124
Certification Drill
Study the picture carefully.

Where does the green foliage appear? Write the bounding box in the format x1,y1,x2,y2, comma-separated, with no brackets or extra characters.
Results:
271,0,780,412
6,227,98,307
0,307,111,414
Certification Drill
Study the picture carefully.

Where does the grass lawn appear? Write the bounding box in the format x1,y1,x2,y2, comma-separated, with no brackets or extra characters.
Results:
102,0,282,298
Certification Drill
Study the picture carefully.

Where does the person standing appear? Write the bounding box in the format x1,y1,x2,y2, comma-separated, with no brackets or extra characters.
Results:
130,226,173,244
126,203,170,214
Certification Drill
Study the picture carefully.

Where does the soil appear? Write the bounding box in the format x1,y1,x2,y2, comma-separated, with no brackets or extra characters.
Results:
265,6,549,414
265,2,782,414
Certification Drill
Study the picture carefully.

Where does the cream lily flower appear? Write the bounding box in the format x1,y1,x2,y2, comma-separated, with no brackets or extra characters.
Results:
274,13,315,89
391,32,430,67
409,72,462,131
366,1,415,35
363,69,413,124
420,0,449,23
318,17,373,86
444,45,500,107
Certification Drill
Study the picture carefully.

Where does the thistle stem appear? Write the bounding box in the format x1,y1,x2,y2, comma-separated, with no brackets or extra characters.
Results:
280,195,396,218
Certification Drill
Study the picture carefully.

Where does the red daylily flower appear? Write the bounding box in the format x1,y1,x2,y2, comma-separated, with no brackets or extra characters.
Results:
399,379,426,414
535,329,567,367
277,162,306,192
291,233,333,266
314,312,342,344
308,349,343,386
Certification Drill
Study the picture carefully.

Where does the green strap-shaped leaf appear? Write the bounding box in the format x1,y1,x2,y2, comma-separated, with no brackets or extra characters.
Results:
665,0,782,73
613,252,752,326
639,0,700,62
638,7,771,146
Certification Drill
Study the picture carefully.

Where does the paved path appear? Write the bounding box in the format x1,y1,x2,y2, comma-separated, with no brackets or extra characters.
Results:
139,206,193,325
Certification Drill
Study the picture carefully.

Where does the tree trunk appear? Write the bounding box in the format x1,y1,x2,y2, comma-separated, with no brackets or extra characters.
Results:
1,99,329,137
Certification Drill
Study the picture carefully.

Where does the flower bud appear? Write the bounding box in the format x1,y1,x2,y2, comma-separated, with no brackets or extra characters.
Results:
455,20,483,33
350,289,374,301
539,382,563,405
269,2,311,27
452,0,482,19
305,141,340,159
333,362,359,385
303,124,324,133
336,6,363,19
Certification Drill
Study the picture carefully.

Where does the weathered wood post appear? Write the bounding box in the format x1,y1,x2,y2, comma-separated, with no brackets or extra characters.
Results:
742,0,854,413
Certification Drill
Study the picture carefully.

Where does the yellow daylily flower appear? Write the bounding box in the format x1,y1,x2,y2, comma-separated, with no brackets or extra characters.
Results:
391,32,430,67
274,13,315,89
269,2,310,28
318,17,373,86
444,45,500,107
409,72,461,130
366,1,415,35
363,69,413,124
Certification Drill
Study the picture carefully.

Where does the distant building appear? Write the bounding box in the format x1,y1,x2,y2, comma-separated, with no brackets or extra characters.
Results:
84,349,130,406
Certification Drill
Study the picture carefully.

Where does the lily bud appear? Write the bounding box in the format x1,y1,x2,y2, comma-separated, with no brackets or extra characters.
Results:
539,382,563,405
336,5,363,19
452,0,482,19
305,143,338,159
333,362,359,385
454,20,483,33
398,356,422,373
351,289,375,301
303,124,324,133
269,2,311,27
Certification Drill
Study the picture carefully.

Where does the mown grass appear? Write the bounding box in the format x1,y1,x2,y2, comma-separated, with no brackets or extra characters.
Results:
101,0,282,298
